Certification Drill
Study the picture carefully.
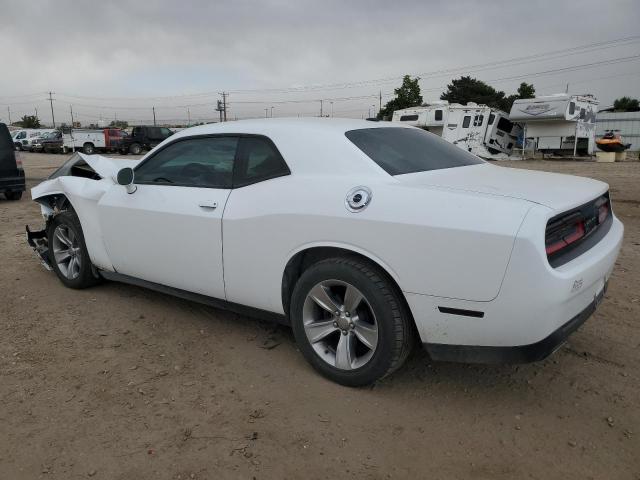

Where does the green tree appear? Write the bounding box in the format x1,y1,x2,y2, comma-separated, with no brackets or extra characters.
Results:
613,96,640,112
377,75,423,120
440,77,536,112
16,115,41,128
109,120,129,128
517,82,535,99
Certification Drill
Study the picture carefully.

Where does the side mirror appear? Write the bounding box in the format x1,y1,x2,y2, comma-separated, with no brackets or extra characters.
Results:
117,167,137,194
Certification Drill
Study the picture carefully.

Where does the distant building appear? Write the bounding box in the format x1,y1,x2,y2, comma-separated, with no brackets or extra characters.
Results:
596,111,640,151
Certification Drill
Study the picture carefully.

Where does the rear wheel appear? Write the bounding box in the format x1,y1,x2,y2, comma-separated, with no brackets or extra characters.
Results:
129,143,142,155
47,211,100,289
4,190,23,201
290,257,414,386
83,143,95,155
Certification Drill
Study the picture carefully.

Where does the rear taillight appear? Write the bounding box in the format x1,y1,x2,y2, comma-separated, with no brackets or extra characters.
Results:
15,151,23,168
545,221,585,255
545,193,611,264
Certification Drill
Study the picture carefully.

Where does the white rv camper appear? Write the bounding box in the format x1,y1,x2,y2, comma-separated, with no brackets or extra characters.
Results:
509,94,598,156
393,102,521,158
391,101,448,136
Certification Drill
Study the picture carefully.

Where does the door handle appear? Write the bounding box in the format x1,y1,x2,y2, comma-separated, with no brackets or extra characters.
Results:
198,201,218,210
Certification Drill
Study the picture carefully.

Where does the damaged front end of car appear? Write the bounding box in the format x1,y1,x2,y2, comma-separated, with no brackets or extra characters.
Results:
26,152,141,272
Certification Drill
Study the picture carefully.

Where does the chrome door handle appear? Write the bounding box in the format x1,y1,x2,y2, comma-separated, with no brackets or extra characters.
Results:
198,201,218,210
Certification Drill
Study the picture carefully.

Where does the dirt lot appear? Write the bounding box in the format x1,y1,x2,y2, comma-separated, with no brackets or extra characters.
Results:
1,152,639,479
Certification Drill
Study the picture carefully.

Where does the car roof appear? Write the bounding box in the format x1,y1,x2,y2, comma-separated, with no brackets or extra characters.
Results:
157,118,413,177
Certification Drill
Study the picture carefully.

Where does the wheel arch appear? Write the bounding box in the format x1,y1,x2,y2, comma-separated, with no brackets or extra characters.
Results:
281,244,410,320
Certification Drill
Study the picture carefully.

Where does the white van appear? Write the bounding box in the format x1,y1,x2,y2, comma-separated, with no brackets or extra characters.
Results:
12,129,50,151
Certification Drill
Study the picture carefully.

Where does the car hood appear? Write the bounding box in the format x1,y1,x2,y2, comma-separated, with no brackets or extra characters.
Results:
395,163,608,212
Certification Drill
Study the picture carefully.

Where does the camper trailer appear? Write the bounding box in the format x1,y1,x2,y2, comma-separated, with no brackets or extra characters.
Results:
391,101,448,136
509,94,598,156
393,102,521,158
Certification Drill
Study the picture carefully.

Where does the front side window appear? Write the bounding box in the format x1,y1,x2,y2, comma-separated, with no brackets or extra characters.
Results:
134,136,238,188
568,102,576,115
345,127,484,176
462,116,471,128
434,110,443,121
235,136,290,187
399,114,419,121
488,113,495,125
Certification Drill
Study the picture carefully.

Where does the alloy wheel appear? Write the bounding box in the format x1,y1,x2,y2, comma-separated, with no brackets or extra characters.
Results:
302,280,378,370
52,225,82,280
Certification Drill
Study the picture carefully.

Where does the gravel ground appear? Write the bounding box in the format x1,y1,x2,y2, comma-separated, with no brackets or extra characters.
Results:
1,152,639,479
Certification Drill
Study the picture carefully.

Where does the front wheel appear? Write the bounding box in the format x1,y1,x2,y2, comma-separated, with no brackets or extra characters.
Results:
290,257,414,386
4,190,23,200
82,143,95,155
47,211,100,289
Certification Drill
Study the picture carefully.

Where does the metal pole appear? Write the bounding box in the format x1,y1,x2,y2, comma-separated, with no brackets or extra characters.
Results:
330,102,333,117
152,106,156,126
70,105,75,152
522,124,526,159
270,106,274,118
222,92,227,122
265,108,268,118
187,108,191,126
320,99,323,117
573,123,578,158
48,91,56,127
7,106,11,125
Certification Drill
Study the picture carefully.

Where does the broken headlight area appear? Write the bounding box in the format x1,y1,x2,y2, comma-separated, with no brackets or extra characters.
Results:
26,225,52,271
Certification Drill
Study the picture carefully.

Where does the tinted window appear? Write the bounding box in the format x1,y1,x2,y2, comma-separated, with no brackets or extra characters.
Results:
488,113,495,125
135,136,238,188
569,102,575,115
235,136,290,186
496,117,513,133
345,127,484,176
399,114,419,121
462,116,471,128
434,110,443,121
473,114,484,126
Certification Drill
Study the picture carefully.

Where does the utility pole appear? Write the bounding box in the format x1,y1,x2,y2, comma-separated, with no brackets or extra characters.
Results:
320,99,323,117
219,92,228,122
216,100,223,122
152,106,156,126
379,90,382,113
270,106,274,118
35,107,38,118
264,108,269,118
48,91,56,127
187,108,191,126
7,106,11,125
330,101,333,117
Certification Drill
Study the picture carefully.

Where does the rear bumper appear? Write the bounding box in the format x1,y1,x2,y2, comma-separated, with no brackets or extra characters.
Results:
406,210,623,362
424,283,603,363
0,173,26,191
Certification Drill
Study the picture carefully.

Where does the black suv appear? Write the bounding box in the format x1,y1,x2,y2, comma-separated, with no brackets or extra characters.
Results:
120,126,173,155
0,123,26,200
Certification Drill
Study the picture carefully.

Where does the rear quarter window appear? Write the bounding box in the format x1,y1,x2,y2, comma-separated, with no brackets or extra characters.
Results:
345,127,484,176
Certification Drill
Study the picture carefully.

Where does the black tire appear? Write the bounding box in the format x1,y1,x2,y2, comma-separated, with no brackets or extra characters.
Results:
47,211,100,289
129,143,142,155
83,143,95,155
290,256,414,386
4,190,23,201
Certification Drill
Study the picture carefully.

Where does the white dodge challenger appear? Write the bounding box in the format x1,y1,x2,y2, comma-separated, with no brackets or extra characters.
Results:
26,118,623,386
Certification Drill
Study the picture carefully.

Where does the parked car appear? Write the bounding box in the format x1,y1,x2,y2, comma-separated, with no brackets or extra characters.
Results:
29,129,57,152
12,129,42,151
40,130,64,153
0,123,26,200
119,126,173,155
26,119,623,386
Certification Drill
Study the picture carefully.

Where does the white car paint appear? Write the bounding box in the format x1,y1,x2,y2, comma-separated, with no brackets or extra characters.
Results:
29,118,623,354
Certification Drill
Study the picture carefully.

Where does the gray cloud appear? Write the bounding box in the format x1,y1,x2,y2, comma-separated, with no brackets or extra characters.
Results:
1,0,639,125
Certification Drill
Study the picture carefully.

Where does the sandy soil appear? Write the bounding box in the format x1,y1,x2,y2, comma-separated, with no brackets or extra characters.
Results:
1,153,639,479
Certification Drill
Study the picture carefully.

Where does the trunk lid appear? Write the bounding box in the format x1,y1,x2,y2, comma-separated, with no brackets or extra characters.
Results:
396,163,608,212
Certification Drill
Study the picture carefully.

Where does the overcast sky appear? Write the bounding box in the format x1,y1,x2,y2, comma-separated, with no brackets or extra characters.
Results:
1,0,639,126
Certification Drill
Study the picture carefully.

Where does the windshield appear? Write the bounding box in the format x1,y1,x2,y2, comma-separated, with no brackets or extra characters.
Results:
345,127,484,176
